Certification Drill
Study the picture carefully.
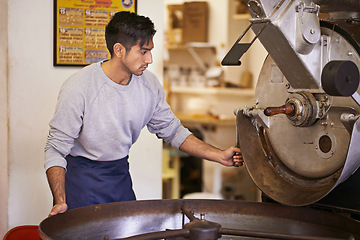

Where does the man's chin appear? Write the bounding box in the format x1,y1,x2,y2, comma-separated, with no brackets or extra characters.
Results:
133,70,145,76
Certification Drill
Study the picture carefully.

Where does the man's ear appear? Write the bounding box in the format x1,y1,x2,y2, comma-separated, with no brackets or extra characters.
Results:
113,43,125,58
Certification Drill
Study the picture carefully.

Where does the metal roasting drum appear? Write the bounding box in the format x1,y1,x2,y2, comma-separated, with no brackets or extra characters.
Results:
40,1,360,239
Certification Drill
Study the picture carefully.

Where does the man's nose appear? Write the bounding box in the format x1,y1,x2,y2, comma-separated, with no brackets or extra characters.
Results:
145,52,153,64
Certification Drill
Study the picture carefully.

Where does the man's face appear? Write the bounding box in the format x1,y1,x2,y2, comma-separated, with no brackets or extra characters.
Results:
122,39,154,76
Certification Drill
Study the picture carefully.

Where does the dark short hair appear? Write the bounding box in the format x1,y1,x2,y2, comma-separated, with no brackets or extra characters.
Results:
105,11,156,57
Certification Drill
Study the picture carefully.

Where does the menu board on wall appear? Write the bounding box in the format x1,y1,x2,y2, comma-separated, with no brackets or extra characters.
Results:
54,0,137,66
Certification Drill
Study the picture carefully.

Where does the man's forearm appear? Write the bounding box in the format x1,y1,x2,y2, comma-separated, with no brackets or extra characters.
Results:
179,134,222,162
46,166,66,204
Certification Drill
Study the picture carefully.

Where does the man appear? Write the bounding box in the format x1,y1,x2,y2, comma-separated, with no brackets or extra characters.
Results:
45,11,242,216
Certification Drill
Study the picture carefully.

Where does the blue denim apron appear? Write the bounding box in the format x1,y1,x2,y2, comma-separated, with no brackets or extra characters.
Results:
65,155,136,210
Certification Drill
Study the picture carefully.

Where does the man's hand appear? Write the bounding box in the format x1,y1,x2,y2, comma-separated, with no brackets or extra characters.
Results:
219,146,243,167
48,202,68,217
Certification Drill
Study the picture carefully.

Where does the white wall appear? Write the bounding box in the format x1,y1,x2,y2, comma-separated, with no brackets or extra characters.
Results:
0,0,8,236
5,0,163,233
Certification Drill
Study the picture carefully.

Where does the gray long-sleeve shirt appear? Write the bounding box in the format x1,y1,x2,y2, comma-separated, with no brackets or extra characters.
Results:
45,61,191,171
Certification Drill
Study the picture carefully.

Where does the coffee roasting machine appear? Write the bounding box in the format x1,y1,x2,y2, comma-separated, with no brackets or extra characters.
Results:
224,0,360,209
40,1,360,239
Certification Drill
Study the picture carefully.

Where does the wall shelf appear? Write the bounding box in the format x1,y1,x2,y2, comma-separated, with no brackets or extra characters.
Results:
170,86,255,97
166,42,216,50
175,112,236,127
165,43,217,72
233,13,251,20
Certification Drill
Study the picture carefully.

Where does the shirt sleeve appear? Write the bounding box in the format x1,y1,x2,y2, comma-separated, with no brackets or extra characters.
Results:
146,82,192,149
44,84,85,171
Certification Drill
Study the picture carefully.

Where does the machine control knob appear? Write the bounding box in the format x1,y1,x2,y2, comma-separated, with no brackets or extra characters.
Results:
264,92,319,127
264,104,295,116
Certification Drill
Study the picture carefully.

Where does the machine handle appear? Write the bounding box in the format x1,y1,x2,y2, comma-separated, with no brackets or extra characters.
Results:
264,104,294,116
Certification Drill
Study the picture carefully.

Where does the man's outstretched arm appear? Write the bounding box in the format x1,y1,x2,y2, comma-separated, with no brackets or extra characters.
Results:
46,166,68,216
179,134,243,167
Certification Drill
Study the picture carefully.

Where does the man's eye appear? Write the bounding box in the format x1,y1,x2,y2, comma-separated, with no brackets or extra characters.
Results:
141,51,147,55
